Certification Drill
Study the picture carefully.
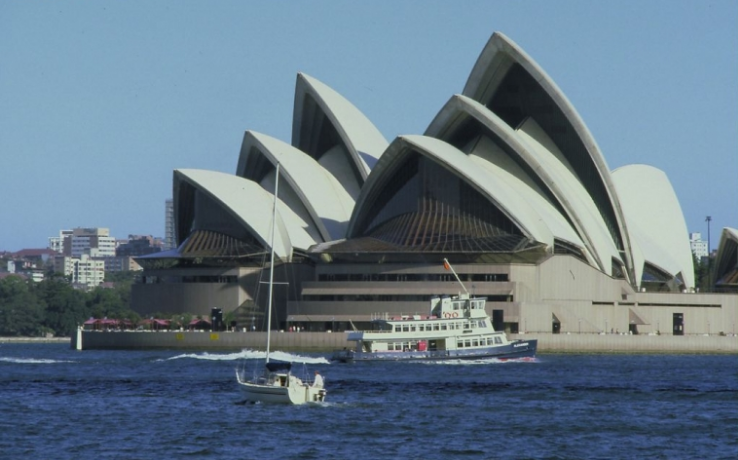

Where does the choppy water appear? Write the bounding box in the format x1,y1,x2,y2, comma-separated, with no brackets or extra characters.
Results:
0,343,736,459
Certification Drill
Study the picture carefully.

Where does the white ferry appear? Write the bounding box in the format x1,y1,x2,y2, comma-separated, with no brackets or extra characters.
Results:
331,291,537,362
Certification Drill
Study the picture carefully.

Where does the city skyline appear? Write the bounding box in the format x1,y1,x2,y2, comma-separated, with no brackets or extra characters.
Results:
1,1,736,252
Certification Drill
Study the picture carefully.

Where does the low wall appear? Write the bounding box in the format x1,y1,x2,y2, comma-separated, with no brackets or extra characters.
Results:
0,337,69,344
71,330,738,354
533,333,738,354
74,330,351,351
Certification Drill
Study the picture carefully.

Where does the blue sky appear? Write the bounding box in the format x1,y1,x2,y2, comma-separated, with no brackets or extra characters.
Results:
1,1,736,252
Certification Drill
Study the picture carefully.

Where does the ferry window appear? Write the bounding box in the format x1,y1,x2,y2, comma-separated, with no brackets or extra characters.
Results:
440,324,447,331
479,320,487,328
419,324,425,332
433,324,440,331
465,339,471,348
457,340,464,348
494,337,502,344
402,325,409,332
472,339,479,347
394,326,401,333
410,326,416,332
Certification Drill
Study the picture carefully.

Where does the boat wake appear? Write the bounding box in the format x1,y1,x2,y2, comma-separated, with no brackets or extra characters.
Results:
165,349,330,364
416,356,540,366
0,357,74,364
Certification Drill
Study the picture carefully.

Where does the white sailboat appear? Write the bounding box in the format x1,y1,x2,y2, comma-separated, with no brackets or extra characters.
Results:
235,163,327,405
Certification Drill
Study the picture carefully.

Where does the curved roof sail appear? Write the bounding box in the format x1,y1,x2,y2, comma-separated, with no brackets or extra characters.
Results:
292,73,388,198
236,130,354,241
714,228,738,290
611,165,694,290
348,135,553,253
174,169,317,262
425,94,620,270
461,32,635,283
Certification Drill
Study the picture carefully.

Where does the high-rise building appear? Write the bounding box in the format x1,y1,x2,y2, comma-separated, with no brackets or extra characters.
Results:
49,230,73,253
63,228,116,257
690,232,709,259
102,256,142,273
54,254,105,288
116,234,162,257
165,199,175,250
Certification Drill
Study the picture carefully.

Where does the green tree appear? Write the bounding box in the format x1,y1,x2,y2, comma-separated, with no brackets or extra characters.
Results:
87,286,126,319
0,275,45,336
36,277,89,336
693,253,713,293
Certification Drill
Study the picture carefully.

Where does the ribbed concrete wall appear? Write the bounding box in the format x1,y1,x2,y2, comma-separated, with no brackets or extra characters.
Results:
72,330,738,354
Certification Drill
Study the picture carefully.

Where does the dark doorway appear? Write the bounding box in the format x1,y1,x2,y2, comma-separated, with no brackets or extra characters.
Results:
628,323,639,335
673,313,684,336
210,308,223,331
492,310,504,331
552,320,561,334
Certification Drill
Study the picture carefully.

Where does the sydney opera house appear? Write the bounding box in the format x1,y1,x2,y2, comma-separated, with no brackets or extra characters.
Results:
133,32,738,337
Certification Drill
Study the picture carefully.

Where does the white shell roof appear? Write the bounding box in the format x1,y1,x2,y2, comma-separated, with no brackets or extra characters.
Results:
165,31,695,293
612,164,694,289
714,228,738,283
517,117,623,276
350,134,554,247
175,169,317,261
461,31,634,280
236,131,355,241
292,73,388,177
426,94,597,265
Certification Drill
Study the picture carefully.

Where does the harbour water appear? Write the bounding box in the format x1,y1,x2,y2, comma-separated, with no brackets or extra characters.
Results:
1,343,736,459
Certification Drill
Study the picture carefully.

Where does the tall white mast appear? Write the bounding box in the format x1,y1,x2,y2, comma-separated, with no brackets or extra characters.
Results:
265,163,280,364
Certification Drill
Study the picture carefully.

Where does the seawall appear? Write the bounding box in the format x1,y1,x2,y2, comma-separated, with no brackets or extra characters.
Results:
0,337,69,344
531,333,737,354
70,330,738,354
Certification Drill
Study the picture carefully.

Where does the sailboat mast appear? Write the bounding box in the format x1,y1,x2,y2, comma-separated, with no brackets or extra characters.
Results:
265,163,280,364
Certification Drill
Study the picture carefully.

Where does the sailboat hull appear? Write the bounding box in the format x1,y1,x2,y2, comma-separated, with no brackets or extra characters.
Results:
236,371,326,405
234,164,326,406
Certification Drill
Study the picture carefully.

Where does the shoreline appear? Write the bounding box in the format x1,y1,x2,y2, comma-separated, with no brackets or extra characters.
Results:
3,333,737,354
0,337,70,344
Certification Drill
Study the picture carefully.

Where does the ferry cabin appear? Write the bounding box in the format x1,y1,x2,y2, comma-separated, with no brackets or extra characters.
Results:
350,294,512,354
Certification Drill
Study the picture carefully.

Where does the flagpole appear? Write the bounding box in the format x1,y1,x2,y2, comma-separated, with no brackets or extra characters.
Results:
443,258,469,295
